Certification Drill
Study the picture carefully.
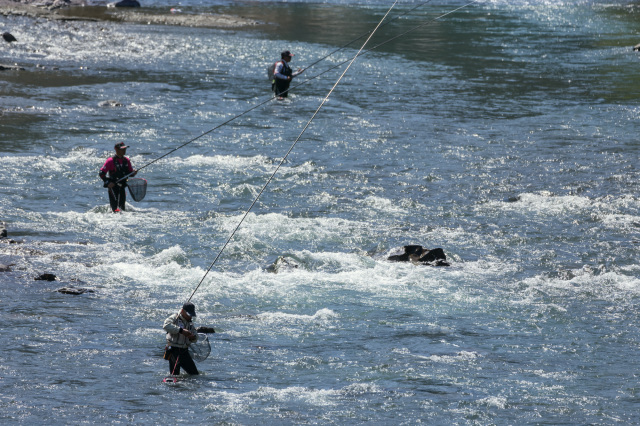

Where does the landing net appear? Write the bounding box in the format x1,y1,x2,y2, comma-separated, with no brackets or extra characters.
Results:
188,333,211,362
127,178,147,202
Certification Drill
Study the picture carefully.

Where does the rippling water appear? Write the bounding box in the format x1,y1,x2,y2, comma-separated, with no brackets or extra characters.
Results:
2,0,640,423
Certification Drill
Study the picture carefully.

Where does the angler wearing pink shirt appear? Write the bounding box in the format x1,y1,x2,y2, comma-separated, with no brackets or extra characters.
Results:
99,142,137,212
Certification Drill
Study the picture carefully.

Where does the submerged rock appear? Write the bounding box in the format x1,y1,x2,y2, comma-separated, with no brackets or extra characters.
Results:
57,286,94,295
388,245,450,266
266,255,299,273
98,100,124,107
0,264,11,272
0,221,6,239
0,64,25,71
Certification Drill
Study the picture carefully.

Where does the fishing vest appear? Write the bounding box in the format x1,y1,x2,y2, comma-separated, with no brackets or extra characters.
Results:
111,156,130,181
165,314,196,348
278,60,293,78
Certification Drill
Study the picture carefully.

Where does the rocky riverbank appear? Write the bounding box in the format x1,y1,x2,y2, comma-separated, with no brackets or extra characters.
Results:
0,0,259,28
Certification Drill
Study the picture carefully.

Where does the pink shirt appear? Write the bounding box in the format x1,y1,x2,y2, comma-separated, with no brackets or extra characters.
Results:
100,156,133,179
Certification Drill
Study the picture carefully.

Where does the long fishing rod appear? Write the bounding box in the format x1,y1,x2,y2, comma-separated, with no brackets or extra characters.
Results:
184,0,401,304
283,0,481,100
299,0,435,73
117,0,474,184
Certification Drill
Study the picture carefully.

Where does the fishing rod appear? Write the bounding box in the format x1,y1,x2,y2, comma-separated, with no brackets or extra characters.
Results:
184,0,402,304
283,0,481,101
298,0,436,74
117,0,475,184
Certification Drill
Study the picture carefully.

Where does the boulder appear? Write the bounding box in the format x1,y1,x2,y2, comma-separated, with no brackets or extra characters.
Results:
388,245,450,266
2,32,16,43
110,0,141,7
634,43,640,52
196,326,215,334
0,264,11,272
35,273,56,281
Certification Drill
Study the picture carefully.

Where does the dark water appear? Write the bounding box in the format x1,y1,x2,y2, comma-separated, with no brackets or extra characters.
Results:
2,0,640,423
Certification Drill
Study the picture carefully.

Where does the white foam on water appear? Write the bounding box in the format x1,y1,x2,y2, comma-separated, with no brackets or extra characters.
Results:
520,268,640,302
205,381,384,415
492,192,594,216
256,308,339,325
359,195,409,215
477,396,508,409
168,154,273,171
418,350,481,364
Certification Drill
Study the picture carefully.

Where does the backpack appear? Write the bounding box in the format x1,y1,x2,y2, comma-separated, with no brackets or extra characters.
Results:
267,61,279,91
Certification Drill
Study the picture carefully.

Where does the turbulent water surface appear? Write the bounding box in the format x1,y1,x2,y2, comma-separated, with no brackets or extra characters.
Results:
2,0,640,423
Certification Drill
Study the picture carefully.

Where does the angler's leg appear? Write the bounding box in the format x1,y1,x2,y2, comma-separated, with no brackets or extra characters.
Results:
108,188,118,212
118,185,127,211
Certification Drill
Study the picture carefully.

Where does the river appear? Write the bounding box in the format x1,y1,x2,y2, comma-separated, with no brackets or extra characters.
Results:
1,0,640,423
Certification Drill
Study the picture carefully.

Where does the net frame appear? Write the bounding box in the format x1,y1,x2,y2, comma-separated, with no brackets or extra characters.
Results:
188,333,211,362
127,178,147,202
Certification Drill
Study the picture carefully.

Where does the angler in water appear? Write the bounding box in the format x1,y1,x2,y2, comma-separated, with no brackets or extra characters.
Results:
272,50,303,100
99,142,137,213
163,302,199,375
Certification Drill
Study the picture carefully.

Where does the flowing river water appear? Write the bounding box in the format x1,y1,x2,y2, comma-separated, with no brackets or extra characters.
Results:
2,0,640,423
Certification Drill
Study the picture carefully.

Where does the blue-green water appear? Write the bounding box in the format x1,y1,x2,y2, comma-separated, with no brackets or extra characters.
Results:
2,1,640,423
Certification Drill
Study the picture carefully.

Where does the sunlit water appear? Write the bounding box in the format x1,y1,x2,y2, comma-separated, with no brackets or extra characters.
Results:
2,0,640,423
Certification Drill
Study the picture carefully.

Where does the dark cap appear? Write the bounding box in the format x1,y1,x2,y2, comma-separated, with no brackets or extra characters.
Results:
182,302,196,318
114,142,129,150
281,50,293,58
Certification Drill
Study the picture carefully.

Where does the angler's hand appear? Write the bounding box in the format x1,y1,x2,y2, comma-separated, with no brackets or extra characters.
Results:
107,182,116,189
131,170,138,177
181,329,194,339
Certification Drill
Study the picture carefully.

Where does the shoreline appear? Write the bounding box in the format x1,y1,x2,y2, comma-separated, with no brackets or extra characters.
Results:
0,0,260,28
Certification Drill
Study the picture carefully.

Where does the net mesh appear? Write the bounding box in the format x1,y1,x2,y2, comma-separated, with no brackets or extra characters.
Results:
188,333,211,362
127,178,147,202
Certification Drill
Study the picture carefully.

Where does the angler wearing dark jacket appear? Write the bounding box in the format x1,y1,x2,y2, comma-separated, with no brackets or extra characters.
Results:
163,302,199,375
99,142,137,212
273,50,303,99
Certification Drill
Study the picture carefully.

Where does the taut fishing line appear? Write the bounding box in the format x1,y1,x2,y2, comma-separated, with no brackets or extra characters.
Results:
119,0,480,184
184,0,401,304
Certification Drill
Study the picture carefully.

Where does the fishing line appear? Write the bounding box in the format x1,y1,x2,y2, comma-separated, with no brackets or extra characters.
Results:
121,0,480,183
283,0,481,99
184,0,401,304
299,0,435,74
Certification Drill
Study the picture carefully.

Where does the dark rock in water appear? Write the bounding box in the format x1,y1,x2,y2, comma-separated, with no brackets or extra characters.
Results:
0,221,6,239
387,245,423,262
35,273,57,281
196,326,215,334
267,255,299,273
112,0,141,7
634,43,640,52
388,245,450,266
0,264,11,272
57,286,94,295
418,247,447,264
2,32,17,43
98,100,124,107
0,64,25,71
